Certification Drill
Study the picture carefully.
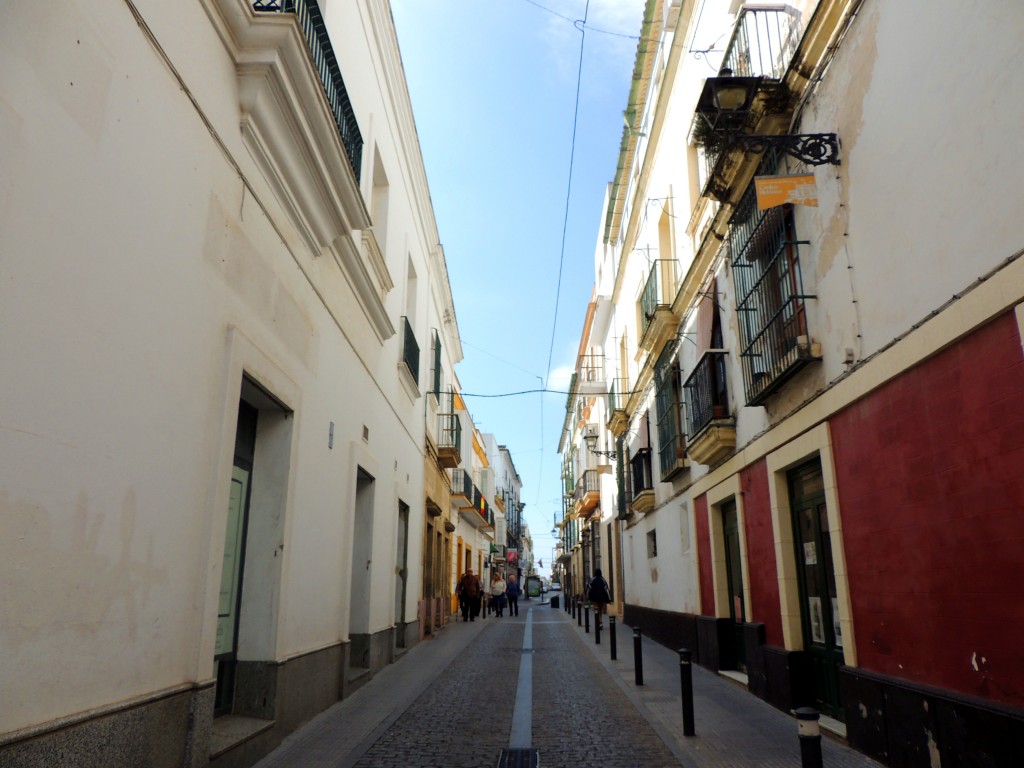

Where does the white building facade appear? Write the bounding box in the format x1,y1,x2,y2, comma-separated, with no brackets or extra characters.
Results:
0,1,472,765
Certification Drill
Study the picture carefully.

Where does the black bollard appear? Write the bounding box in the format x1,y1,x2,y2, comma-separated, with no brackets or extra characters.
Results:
585,605,590,634
633,627,644,686
595,615,601,645
796,708,823,768
678,648,695,736
571,597,576,619
577,600,582,627
609,616,617,660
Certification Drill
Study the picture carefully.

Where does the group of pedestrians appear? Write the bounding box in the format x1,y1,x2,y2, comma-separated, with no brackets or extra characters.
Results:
455,568,522,621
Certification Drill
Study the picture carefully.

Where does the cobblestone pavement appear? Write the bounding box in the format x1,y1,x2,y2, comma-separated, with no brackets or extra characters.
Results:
256,600,885,768
531,616,682,768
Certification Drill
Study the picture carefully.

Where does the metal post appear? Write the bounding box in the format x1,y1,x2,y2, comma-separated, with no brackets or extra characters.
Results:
609,616,617,660
678,648,695,736
577,600,582,627
584,605,590,634
796,708,823,768
633,627,644,686
571,596,576,619
595,615,601,645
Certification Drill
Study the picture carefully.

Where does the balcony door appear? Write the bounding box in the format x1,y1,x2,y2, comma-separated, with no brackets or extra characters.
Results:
790,460,844,720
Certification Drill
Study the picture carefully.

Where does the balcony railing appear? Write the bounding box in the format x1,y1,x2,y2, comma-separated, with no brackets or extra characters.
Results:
639,260,676,336
253,0,363,182
436,408,461,468
719,5,799,80
684,350,731,437
400,316,419,384
578,352,605,384
472,486,492,527
451,469,472,507
574,469,600,505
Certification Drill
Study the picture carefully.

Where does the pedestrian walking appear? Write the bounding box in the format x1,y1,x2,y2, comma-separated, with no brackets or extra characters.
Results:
586,568,611,629
506,574,521,616
456,568,483,621
489,570,507,617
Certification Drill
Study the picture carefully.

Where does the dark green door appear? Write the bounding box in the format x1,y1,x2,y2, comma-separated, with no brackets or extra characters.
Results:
722,500,746,671
790,461,844,720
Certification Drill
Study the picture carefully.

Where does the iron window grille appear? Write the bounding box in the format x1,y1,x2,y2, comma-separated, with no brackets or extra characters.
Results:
730,151,817,405
628,448,654,503
400,316,419,385
654,344,686,478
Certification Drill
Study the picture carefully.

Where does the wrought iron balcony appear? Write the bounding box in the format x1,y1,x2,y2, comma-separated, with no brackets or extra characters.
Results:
400,315,419,385
720,5,798,81
638,260,679,354
577,352,606,392
451,469,473,509
684,350,737,466
469,485,493,528
436,408,461,469
573,469,600,518
252,0,363,182
607,377,630,436
628,448,654,514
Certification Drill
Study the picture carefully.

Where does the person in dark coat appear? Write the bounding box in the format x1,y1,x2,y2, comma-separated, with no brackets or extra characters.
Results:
586,568,612,629
456,568,483,621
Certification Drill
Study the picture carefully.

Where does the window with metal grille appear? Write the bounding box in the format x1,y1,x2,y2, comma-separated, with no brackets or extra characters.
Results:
730,151,815,405
654,343,686,478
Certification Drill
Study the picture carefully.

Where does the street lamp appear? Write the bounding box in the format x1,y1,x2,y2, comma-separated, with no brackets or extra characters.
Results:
583,432,617,461
696,70,840,166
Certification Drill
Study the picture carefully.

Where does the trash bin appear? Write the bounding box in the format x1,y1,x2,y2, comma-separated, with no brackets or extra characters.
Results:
550,595,559,609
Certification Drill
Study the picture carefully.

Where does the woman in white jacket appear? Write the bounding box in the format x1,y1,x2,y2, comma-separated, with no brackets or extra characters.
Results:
489,571,508,617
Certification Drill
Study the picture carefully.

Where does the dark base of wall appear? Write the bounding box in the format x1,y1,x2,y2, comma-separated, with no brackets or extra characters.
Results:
622,603,698,657
0,684,213,768
841,667,1024,768
622,605,813,713
3,626,425,768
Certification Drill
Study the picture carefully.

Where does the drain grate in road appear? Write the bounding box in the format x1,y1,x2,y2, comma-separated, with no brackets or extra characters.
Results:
497,748,540,767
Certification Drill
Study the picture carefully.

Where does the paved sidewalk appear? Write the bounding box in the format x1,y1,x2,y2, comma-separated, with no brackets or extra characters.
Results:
556,602,883,768
253,599,885,767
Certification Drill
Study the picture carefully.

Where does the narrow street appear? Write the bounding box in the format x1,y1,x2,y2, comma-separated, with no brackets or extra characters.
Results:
255,601,882,768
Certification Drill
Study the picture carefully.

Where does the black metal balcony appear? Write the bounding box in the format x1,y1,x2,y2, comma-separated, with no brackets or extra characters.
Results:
720,6,798,81
252,0,363,182
451,469,472,508
436,408,461,469
400,316,419,385
684,350,731,438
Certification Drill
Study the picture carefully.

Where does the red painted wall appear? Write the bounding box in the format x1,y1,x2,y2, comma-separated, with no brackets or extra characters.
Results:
693,494,715,615
740,460,784,646
830,311,1024,707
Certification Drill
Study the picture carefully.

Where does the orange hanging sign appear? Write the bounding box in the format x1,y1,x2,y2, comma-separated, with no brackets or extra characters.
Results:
755,174,818,210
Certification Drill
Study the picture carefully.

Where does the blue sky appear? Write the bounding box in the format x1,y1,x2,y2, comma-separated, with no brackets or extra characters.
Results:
391,0,647,572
